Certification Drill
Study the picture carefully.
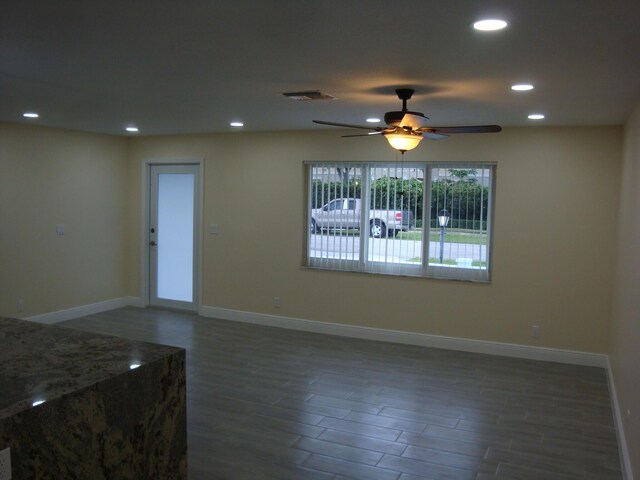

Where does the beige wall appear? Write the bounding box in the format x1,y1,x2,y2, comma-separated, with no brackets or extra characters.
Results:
0,122,130,317
128,125,622,353
0,123,623,353
610,102,640,477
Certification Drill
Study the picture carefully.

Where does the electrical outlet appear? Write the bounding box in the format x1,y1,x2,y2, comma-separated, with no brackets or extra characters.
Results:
16,300,24,313
0,447,12,480
272,296,281,308
532,325,540,338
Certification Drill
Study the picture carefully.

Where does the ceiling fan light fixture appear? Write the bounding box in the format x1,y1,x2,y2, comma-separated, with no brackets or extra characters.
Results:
385,131,423,152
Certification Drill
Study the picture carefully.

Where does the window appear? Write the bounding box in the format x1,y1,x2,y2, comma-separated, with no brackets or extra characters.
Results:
306,162,495,281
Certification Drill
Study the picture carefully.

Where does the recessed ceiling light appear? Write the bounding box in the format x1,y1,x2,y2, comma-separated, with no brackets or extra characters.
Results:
23,112,39,118
511,84,534,91
473,19,508,31
125,126,139,132
528,114,545,120
366,118,381,123
230,122,244,127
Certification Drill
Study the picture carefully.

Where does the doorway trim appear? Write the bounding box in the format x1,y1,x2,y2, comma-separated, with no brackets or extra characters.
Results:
141,157,204,311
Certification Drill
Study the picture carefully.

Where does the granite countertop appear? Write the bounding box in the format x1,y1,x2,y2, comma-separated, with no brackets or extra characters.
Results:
0,316,184,419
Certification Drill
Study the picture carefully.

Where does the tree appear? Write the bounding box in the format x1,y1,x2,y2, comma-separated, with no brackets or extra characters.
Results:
447,168,478,183
310,179,361,208
335,167,352,183
370,176,423,218
430,179,488,229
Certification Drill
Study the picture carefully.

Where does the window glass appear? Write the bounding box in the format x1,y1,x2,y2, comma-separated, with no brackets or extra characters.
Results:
307,162,494,281
427,165,492,280
327,199,343,211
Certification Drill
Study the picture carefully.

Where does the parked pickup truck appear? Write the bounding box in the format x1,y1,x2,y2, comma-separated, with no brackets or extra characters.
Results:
310,198,413,238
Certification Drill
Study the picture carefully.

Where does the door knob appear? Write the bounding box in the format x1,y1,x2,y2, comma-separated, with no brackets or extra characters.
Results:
150,241,157,246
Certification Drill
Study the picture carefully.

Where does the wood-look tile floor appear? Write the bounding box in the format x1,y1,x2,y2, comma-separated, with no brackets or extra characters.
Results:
61,307,623,479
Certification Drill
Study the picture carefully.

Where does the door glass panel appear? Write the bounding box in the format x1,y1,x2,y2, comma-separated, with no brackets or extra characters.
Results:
157,173,194,302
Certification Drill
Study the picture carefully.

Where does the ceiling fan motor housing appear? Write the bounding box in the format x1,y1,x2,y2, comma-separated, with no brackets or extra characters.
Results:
384,110,425,127
385,88,423,127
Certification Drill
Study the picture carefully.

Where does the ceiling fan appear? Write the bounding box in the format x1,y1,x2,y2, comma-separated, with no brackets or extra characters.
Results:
313,88,502,153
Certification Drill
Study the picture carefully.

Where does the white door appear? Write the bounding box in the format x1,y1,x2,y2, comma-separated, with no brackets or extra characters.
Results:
149,164,200,310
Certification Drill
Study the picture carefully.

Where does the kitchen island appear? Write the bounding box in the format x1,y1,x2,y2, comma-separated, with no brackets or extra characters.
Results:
0,316,186,479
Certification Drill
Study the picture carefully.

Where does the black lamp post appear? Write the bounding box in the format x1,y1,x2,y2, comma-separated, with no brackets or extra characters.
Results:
438,209,450,264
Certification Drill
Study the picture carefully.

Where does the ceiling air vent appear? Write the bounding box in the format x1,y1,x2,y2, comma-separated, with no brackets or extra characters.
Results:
282,90,338,101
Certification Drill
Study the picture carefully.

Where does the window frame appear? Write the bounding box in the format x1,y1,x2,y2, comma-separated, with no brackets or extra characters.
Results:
304,161,495,282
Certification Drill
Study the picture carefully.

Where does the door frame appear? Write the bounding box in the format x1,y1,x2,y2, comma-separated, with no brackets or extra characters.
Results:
141,158,204,311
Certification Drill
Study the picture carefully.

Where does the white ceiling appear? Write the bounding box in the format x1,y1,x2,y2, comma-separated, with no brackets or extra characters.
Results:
2,0,640,136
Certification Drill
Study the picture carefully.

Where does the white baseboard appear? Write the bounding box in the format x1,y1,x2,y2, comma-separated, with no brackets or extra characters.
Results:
124,296,146,308
26,296,144,324
199,306,608,368
606,358,634,480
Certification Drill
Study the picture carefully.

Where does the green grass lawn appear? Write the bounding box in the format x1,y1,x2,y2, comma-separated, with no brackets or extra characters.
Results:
396,229,487,245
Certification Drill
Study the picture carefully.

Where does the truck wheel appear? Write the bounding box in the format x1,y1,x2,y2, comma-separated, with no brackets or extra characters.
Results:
370,219,387,238
310,219,319,233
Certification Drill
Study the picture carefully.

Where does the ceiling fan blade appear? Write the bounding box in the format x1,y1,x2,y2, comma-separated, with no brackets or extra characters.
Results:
399,113,429,130
421,125,502,134
421,132,449,140
341,132,383,137
313,120,381,131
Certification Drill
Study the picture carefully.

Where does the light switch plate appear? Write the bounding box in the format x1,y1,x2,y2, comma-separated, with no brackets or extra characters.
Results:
56,224,64,236
532,325,540,338
209,224,218,235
